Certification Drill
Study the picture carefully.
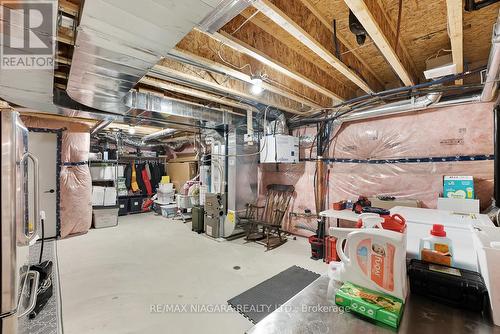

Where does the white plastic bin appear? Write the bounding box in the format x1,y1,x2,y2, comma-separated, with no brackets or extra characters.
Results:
161,204,177,218
93,207,118,228
473,226,500,326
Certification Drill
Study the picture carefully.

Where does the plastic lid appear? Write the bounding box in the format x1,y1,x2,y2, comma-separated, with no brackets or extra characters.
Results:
430,224,446,237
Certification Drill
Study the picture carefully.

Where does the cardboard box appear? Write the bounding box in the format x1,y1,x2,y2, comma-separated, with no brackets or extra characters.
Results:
335,281,404,329
167,161,197,191
443,176,474,199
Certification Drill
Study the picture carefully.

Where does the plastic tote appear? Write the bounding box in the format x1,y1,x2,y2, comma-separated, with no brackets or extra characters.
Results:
472,226,500,326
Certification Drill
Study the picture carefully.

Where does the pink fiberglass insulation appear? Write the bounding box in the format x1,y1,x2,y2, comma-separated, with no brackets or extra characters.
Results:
259,102,495,236
20,116,92,238
59,165,92,237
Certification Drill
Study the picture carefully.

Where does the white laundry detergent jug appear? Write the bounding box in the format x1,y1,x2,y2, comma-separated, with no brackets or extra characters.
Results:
329,227,408,300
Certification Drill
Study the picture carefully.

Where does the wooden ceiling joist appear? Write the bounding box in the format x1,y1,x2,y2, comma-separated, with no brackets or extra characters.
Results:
218,16,360,102
177,30,331,107
140,76,258,112
344,0,417,86
213,30,345,103
253,0,378,93
169,48,323,110
446,0,464,85
298,0,386,89
151,60,310,114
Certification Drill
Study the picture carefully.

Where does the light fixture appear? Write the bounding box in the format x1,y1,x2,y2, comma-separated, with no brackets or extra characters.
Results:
250,74,263,86
250,74,263,95
251,84,263,95
128,126,136,135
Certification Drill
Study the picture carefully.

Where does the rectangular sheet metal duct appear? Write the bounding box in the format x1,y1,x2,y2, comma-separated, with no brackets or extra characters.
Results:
66,0,230,113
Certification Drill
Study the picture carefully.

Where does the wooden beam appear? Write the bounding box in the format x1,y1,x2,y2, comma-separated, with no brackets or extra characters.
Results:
149,60,310,114
297,0,385,89
446,0,463,85
177,30,331,107
344,0,416,86
254,0,377,93
58,0,79,17
217,16,358,102
169,47,323,109
140,76,259,112
213,30,345,103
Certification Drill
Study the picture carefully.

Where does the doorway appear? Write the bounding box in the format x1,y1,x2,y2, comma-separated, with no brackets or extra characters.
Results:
28,130,61,239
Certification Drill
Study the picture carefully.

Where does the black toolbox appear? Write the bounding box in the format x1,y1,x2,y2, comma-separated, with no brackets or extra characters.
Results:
408,259,488,312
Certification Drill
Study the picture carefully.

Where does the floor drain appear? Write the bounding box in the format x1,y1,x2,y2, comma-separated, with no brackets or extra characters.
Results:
233,266,241,270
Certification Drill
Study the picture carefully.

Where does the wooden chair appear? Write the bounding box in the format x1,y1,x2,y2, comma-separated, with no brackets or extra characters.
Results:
244,184,295,250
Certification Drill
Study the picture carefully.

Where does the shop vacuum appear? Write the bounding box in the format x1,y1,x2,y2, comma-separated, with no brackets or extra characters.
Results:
29,211,54,319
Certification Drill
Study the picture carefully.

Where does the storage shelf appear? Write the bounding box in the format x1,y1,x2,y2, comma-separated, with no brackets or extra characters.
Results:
93,205,119,209
118,194,148,198
89,160,118,163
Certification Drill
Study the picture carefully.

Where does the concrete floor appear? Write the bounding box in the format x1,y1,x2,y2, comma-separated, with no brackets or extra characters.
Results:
57,213,327,334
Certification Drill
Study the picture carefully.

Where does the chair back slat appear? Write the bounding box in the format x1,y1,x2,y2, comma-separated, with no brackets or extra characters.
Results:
261,184,294,226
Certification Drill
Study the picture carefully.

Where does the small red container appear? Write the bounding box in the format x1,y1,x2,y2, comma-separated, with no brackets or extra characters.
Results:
332,201,346,211
324,236,339,263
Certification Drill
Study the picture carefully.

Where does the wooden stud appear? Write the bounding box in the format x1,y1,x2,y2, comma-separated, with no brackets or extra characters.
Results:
446,0,463,85
254,0,376,93
344,0,416,86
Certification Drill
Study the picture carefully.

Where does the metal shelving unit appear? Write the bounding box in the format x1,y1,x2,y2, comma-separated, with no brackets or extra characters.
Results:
90,159,119,228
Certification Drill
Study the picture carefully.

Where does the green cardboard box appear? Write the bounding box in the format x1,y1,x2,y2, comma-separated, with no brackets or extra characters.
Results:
335,282,404,329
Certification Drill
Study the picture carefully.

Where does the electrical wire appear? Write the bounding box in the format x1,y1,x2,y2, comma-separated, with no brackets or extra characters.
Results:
209,105,271,158
290,66,486,127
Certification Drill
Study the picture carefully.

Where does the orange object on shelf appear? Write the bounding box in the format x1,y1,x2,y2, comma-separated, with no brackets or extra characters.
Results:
332,201,346,210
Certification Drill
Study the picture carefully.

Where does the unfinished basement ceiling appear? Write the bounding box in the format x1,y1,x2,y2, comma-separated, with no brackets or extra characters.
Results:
1,0,499,124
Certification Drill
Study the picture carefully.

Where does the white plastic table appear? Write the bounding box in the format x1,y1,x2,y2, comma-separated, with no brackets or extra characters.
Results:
319,206,496,271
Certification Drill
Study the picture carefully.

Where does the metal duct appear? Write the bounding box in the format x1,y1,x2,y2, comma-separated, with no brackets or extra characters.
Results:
142,128,177,143
125,91,240,124
340,92,442,122
481,10,500,102
66,0,227,113
199,0,256,33
90,120,113,135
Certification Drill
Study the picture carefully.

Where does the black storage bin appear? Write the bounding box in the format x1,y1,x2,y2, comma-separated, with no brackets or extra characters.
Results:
408,259,488,312
118,198,129,216
129,197,142,213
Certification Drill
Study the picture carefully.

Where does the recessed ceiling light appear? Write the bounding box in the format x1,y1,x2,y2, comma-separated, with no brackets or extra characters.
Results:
128,126,136,135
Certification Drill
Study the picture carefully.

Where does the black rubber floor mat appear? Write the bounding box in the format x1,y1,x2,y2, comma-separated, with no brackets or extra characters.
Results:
228,265,320,324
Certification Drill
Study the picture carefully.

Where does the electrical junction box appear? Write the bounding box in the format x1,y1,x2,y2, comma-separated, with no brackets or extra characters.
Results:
260,135,299,163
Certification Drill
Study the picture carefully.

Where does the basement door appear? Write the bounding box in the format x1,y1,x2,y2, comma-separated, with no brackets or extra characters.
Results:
28,131,58,239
